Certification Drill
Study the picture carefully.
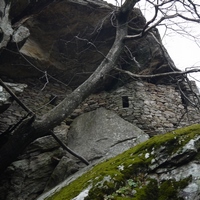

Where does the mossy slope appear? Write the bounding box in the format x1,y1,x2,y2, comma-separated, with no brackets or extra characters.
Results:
46,124,200,200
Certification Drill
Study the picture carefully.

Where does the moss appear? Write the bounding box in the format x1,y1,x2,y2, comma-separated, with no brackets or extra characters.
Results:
158,176,192,200
114,197,133,200
134,179,159,199
45,124,200,200
134,176,192,200
132,124,200,156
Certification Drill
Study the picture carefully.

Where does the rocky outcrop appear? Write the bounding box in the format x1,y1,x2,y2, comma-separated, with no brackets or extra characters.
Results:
0,1,30,49
0,123,71,200
0,1,199,199
0,107,148,200
0,0,178,88
37,124,200,200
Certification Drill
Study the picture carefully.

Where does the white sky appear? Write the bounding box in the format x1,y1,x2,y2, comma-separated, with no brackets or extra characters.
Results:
105,0,200,87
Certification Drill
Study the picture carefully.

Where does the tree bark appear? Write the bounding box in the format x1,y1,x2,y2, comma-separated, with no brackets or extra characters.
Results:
0,0,139,173
0,115,36,173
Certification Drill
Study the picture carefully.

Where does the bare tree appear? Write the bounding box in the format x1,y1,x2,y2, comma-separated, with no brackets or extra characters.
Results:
0,0,200,173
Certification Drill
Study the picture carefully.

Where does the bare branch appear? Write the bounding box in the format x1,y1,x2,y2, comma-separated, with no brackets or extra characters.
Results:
142,3,159,34
49,131,89,166
177,13,200,23
114,67,200,79
40,71,49,91
125,13,179,40
187,0,200,19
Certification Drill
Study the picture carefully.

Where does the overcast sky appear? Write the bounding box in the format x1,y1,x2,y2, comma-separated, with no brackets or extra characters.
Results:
105,0,200,88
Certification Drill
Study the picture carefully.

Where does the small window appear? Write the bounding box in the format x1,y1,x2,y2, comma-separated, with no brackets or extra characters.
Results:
122,96,129,108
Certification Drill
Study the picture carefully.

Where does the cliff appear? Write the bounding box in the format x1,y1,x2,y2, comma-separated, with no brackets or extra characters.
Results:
0,0,200,199
0,0,178,88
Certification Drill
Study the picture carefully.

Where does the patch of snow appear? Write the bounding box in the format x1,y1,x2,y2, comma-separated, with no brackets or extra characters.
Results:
182,136,200,153
183,183,198,193
72,186,92,200
145,153,150,159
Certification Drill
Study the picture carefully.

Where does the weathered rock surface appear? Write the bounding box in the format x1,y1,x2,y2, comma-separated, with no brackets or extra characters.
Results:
0,2,13,48
0,124,71,200
0,108,148,200
73,80,200,136
0,1,30,50
0,82,27,113
67,107,149,162
0,1,199,199
38,124,200,200
0,0,178,88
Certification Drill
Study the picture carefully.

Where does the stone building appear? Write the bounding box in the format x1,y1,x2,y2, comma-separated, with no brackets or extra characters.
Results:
0,78,200,136
79,80,200,136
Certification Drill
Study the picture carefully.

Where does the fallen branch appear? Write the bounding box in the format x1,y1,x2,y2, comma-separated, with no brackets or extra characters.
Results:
49,130,89,166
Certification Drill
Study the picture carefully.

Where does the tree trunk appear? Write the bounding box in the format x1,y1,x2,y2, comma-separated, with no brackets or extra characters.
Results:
0,0,139,173
0,115,37,173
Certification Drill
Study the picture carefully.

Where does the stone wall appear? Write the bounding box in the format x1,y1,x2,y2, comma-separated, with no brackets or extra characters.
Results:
0,78,200,199
0,78,71,133
0,79,200,136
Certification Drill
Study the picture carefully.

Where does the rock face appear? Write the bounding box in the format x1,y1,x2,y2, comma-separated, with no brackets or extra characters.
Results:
0,108,148,200
0,1,199,199
0,82,27,113
0,1,30,51
0,2,13,48
37,124,200,200
0,0,178,88
67,107,149,162
0,124,72,200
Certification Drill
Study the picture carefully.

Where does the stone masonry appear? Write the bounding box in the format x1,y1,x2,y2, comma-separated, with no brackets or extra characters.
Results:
76,81,200,136
0,79,200,136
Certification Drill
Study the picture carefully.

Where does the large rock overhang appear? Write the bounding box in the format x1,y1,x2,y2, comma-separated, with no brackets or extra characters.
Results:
0,0,178,88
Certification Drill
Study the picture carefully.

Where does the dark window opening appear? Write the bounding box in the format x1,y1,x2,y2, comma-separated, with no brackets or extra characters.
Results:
122,96,129,108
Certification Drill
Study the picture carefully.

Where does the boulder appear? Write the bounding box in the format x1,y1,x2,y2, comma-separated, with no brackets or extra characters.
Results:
67,107,149,162
37,124,200,200
1,150,64,200
0,0,178,87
